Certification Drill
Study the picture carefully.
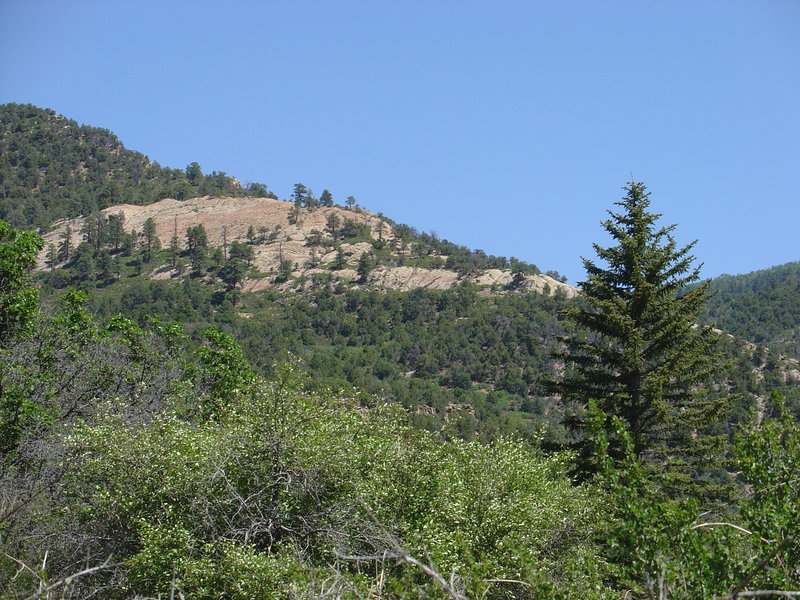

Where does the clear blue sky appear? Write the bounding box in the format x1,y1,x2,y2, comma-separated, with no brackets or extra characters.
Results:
2,1,798,283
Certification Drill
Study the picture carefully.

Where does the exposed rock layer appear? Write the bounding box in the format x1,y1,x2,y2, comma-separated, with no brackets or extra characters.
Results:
38,195,578,297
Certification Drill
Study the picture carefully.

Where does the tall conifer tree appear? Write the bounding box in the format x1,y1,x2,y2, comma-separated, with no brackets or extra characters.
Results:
554,182,731,496
140,217,160,263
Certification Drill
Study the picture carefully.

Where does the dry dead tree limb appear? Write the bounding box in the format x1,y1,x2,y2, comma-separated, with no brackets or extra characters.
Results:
22,557,118,600
485,578,531,587
332,500,467,599
333,549,466,600
690,522,775,544
2,552,44,585
691,522,755,535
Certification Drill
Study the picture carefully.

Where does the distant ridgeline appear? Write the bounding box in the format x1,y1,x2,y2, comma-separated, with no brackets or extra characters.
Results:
0,103,273,230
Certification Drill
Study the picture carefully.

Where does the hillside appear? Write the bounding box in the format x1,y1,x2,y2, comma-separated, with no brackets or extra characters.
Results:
701,261,800,358
2,105,800,597
0,103,271,230
33,196,580,443
6,103,800,435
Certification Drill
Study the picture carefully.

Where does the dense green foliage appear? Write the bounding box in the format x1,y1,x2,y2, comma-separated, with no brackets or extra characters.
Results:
0,103,273,230
33,208,797,448
41,256,573,442
0,221,45,456
1,224,610,598
584,396,799,598
52,375,607,599
0,220,43,341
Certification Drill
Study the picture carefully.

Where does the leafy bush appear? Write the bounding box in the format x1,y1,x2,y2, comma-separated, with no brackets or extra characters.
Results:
41,359,611,598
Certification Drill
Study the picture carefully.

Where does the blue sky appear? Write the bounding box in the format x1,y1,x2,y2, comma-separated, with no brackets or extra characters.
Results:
1,0,798,283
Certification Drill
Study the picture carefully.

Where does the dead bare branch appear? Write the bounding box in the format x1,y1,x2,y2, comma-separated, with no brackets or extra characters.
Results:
690,522,755,536
21,556,118,600
332,548,466,600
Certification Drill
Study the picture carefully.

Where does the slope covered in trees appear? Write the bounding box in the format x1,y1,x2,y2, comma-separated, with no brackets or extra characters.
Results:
41,258,574,443
8,103,793,441
0,103,271,230
0,220,622,598
701,261,800,358
2,104,796,597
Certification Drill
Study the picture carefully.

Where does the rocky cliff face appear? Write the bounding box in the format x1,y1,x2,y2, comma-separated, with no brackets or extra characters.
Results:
38,195,578,297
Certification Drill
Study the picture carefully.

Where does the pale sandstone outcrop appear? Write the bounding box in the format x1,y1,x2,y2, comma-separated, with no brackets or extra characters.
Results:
36,195,578,298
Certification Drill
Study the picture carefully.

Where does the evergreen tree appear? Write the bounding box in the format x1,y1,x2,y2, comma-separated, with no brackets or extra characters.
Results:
210,247,224,269
357,251,373,283
169,233,180,268
220,258,247,290
288,204,301,225
229,241,254,267
245,181,268,197
69,243,97,286
276,258,293,282
45,243,58,271
106,213,125,252
120,230,137,257
57,225,72,262
331,246,347,270
185,225,209,271
306,229,323,247
291,183,308,207
185,162,203,184
81,213,107,251
325,213,339,239
320,189,334,207
96,250,113,282
553,182,731,496
304,188,318,209
307,248,320,268
140,217,160,263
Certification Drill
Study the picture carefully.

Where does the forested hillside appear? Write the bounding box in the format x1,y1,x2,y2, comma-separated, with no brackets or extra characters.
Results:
1,105,799,597
3,217,798,598
4,102,798,435
0,103,272,230
701,261,800,358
